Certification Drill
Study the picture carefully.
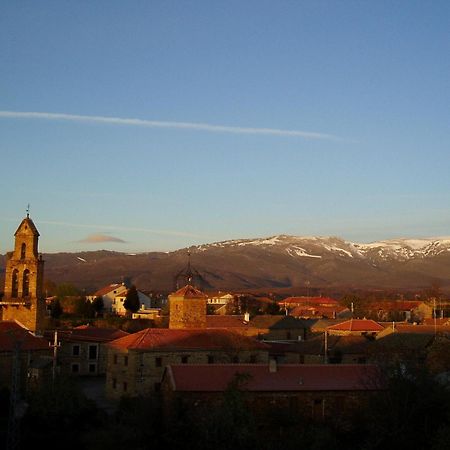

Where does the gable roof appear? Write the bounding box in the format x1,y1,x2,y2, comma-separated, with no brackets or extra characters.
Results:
107,327,269,352
50,324,129,343
0,321,49,351
14,216,40,236
164,363,381,392
171,285,208,298
326,319,384,332
92,283,126,297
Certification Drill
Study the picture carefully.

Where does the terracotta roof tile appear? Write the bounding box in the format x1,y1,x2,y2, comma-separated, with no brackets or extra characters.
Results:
107,328,268,351
92,283,125,297
165,363,381,392
172,285,208,298
0,321,50,351
326,319,384,332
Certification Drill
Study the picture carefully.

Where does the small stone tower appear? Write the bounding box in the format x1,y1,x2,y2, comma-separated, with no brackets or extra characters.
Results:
168,284,207,329
0,214,46,333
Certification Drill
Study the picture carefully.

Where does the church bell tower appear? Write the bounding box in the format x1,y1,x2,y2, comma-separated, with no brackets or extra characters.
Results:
1,214,46,333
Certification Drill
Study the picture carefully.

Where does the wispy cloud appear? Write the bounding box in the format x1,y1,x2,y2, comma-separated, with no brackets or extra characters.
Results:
78,233,126,244
0,110,347,142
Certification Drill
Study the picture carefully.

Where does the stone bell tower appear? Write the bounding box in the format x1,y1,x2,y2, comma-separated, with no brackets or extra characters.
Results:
0,214,46,333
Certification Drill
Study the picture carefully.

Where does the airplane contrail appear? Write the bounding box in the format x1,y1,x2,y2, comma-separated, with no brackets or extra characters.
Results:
0,110,348,141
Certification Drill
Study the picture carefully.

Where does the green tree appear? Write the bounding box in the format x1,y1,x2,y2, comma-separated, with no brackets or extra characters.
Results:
92,296,104,317
49,298,63,319
124,285,140,314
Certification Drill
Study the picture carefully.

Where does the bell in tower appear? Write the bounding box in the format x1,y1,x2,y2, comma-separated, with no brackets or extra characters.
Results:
0,213,46,333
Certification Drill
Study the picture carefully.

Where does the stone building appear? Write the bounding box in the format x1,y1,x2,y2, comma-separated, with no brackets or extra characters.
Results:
105,327,269,399
104,284,270,399
168,285,207,329
0,215,46,333
161,362,382,427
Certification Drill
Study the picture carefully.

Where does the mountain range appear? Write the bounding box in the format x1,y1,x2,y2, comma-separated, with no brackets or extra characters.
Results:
1,234,449,296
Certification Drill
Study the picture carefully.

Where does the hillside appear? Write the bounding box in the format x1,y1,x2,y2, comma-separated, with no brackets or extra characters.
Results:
1,235,449,296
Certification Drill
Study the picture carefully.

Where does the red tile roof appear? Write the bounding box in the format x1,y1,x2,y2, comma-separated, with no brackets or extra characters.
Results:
165,363,381,392
60,325,129,342
171,285,208,298
326,319,384,332
92,283,125,297
107,328,268,351
290,305,349,318
0,321,50,351
279,296,340,306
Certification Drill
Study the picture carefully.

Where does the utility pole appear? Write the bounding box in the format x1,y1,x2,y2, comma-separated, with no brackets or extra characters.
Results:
6,340,22,450
49,330,61,383
324,330,328,364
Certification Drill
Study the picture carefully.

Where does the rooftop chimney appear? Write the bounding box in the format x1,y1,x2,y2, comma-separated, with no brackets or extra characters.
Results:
269,359,277,373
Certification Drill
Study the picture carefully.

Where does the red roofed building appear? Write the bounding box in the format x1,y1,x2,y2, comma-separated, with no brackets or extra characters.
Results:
326,319,385,336
105,327,269,399
0,321,52,391
161,362,382,425
86,283,128,313
279,296,340,308
365,300,433,322
47,324,129,377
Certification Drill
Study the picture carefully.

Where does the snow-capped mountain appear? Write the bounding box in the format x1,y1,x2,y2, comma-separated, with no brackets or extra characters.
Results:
194,234,450,262
2,234,449,293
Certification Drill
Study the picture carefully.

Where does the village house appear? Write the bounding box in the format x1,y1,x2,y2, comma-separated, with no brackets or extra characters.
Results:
87,283,128,313
206,292,236,315
267,334,371,365
161,362,382,428
113,290,152,316
326,318,385,337
104,284,270,400
247,315,315,341
0,321,52,392
364,300,433,322
105,327,269,399
48,324,128,377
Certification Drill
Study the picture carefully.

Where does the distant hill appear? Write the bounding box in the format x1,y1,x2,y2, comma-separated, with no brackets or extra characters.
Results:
1,235,449,296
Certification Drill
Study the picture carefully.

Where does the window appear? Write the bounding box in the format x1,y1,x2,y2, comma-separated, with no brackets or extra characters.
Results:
11,270,19,298
124,356,128,366
88,363,97,374
22,270,30,297
72,345,80,357
155,357,162,367
250,354,257,363
123,382,128,392
207,355,214,364
71,363,80,374
112,378,117,389
181,356,189,364
88,345,98,360
232,356,239,363
20,243,26,259
113,354,118,364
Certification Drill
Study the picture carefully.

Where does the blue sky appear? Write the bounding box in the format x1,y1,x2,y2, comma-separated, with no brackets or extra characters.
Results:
1,1,449,253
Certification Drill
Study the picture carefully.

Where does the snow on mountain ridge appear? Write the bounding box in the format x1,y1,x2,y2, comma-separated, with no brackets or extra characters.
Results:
194,234,450,260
